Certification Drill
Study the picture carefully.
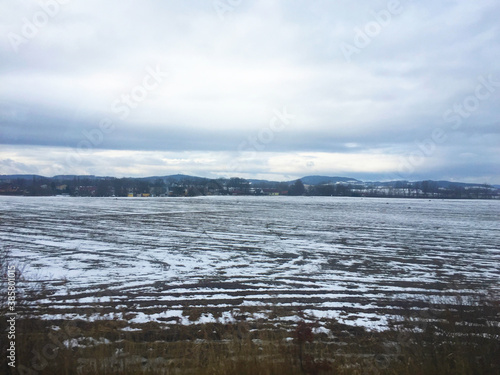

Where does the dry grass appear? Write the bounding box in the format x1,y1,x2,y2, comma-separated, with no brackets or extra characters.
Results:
1,295,499,375
1,253,499,375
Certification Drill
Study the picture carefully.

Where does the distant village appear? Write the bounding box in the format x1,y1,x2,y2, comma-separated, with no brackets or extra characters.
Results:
0,174,498,199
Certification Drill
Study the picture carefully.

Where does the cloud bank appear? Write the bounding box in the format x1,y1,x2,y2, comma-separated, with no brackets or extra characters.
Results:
1,0,499,182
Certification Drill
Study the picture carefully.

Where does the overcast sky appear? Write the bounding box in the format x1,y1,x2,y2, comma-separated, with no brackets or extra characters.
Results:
0,0,499,183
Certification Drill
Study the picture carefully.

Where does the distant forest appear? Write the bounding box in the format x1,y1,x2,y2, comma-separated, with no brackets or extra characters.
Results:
0,174,498,199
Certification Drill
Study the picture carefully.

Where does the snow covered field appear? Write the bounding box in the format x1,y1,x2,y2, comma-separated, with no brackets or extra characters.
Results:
1,196,499,330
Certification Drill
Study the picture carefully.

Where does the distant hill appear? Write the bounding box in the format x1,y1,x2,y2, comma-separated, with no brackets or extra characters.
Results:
247,178,276,185
432,180,490,189
0,174,44,180
298,176,361,185
0,173,495,189
370,180,492,189
0,174,113,181
138,174,209,184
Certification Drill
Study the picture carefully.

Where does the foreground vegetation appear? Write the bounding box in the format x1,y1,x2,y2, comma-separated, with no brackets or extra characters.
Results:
1,296,499,375
2,244,499,374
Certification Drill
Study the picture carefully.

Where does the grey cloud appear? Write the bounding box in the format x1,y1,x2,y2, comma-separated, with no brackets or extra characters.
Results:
0,158,39,175
0,0,499,182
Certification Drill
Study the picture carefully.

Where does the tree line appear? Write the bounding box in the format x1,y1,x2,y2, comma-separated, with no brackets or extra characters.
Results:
0,176,497,199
